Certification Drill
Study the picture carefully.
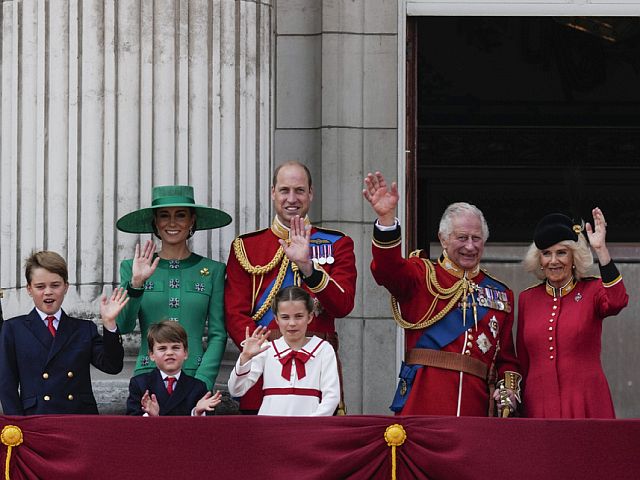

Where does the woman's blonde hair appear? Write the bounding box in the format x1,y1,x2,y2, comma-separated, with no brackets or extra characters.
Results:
522,235,593,281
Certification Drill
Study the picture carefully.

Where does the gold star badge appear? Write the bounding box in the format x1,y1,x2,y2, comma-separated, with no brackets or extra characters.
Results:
200,267,210,276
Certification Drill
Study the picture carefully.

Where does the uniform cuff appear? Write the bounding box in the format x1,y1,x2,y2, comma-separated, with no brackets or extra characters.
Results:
305,263,330,293
302,264,324,289
373,221,402,249
599,261,622,287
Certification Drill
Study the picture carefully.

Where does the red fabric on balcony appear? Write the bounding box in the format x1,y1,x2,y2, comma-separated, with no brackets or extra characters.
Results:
2,415,639,480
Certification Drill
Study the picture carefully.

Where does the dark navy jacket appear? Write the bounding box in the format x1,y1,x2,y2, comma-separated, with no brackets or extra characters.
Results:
0,308,124,415
126,367,209,416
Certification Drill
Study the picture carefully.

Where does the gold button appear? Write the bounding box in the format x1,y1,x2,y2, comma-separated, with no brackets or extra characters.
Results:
467,328,472,332
67,371,74,378
466,342,473,348
549,319,554,323
549,355,554,360
44,395,51,401
549,326,553,331
464,350,471,355
549,337,553,341
551,313,556,317
467,334,474,341
549,346,554,351
42,373,49,379
67,395,74,401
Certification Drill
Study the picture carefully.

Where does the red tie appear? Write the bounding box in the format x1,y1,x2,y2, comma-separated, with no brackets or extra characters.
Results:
166,376,176,395
46,316,56,337
279,350,311,380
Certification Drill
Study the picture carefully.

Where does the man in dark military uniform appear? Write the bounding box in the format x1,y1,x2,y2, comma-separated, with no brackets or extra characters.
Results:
225,161,357,414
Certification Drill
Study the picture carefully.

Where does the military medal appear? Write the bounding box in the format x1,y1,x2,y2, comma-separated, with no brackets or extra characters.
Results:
476,333,492,354
476,286,511,313
318,245,327,265
489,315,499,338
326,244,335,264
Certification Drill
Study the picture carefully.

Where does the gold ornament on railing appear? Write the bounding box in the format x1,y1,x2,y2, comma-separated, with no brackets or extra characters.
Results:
2,425,23,480
384,424,407,480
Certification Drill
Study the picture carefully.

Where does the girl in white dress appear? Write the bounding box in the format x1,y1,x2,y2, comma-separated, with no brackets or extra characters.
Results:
228,286,340,416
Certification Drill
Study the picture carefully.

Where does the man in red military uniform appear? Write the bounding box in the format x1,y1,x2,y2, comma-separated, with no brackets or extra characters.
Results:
225,161,356,413
363,171,520,416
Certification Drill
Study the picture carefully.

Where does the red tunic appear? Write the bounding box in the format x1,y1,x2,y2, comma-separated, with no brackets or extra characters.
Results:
225,221,356,411
517,274,628,418
371,230,519,417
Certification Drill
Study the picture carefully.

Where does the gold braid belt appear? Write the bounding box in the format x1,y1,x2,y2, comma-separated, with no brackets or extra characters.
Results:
232,237,290,322
391,255,475,330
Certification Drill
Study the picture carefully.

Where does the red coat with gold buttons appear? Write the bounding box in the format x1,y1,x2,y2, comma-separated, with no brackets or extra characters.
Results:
517,272,628,418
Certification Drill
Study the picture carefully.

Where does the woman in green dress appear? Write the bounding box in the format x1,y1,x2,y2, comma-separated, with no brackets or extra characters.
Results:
116,185,231,390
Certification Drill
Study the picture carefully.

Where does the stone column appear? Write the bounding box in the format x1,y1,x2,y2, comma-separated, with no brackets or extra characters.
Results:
0,0,273,311
274,0,400,413
0,0,273,412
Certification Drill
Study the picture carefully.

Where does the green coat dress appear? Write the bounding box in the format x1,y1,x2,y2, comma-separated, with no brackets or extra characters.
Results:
117,253,226,389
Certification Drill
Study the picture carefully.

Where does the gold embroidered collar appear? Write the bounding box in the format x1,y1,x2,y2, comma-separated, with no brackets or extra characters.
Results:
438,253,480,279
545,276,576,297
270,216,311,240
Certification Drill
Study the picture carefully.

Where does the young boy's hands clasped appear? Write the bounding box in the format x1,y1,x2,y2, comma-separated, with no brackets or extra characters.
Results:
194,390,222,416
141,389,160,416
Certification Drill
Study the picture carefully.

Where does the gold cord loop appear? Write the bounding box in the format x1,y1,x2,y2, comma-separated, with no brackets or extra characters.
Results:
233,237,285,275
249,257,290,322
391,258,477,330
232,237,292,323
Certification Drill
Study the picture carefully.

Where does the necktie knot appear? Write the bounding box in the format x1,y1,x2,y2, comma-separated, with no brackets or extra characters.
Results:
279,350,310,380
46,316,56,337
166,376,176,394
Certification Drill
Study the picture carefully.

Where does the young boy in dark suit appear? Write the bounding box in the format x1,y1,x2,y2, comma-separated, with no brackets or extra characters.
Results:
126,320,222,416
0,251,128,415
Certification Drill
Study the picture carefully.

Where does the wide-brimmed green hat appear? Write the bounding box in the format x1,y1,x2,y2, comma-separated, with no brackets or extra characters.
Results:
116,185,232,234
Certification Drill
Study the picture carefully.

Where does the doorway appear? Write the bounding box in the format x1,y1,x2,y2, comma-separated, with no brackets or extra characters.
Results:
408,16,640,251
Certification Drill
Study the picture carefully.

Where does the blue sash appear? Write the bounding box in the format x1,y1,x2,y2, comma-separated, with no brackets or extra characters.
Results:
252,230,343,327
415,275,502,349
390,273,507,412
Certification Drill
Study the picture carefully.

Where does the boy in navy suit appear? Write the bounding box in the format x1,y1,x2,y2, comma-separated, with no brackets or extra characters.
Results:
0,251,128,415
126,320,222,416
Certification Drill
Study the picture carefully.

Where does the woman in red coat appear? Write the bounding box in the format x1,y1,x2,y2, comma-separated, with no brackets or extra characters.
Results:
517,208,628,418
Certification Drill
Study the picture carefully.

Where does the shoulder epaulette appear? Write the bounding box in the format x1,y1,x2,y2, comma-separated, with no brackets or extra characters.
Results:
314,226,346,238
581,275,599,282
237,227,270,240
522,281,545,292
481,269,511,289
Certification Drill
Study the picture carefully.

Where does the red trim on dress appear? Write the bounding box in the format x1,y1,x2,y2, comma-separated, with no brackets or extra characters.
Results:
263,388,322,399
